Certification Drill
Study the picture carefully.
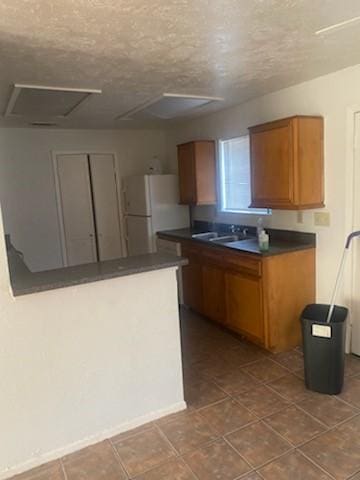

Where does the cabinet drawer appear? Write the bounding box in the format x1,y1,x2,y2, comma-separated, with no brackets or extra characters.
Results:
181,243,202,257
223,252,262,276
201,246,224,266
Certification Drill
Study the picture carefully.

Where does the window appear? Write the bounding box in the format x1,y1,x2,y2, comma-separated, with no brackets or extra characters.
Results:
219,136,270,215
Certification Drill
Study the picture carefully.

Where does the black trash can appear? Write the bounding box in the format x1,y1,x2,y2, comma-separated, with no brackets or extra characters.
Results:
301,304,348,395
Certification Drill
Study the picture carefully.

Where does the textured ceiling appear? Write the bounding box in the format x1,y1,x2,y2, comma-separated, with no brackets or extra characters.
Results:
0,0,360,129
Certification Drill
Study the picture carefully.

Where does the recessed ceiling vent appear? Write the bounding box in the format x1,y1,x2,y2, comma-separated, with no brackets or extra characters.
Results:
5,84,102,117
118,93,224,120
29,121,58,127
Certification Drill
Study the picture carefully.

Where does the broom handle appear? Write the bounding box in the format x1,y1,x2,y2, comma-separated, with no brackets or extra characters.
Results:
326,231,360,324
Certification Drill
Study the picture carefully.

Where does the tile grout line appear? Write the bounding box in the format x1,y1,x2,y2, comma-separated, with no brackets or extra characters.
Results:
195,389,263,421
108,422,154,446
182,313,360,479
298,411,360,444
224,382,360,451
250,418,295,448
255,470,266,480
211,375,262,397
108,440,132,479
112,422,188,478
267,401,330,429
155,414,226,462
262,412,329,450
334,392,360,410
153,421,183,457
221,435,255,474
294,401,360,430
249,446,295,473
348,466,360,480
14,310,360,480
177,456,201,480
153,407,257,480
297,448,338,480
234,471,259,480
228,434,295,473
59,460,68,480
204,363,290,397
261,380,360,428
264,378,310,403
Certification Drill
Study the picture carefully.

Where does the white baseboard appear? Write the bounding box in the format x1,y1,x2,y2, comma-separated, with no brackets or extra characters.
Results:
0,401,187,480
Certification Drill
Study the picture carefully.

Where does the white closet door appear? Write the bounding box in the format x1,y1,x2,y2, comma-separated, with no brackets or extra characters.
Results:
56,154,97,266
89,154,123,260
351,112,360,355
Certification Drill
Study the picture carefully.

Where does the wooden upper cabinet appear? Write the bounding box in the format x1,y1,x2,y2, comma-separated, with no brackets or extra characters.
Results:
249,116,324,209
177,140,216,205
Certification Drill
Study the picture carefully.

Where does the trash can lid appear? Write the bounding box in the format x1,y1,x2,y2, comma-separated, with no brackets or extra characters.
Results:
301,304,348,323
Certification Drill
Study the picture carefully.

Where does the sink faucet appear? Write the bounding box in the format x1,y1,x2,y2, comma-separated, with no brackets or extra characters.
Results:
230,224,236,233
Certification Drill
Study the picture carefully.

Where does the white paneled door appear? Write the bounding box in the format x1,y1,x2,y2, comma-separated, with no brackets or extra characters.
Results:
351,112,360,355
56,154,98,266
89,154,122,261
55,153,123,266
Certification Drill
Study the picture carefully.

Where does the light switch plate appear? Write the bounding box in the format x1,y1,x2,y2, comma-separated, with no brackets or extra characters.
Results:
314,211,330,227
297,211,303,224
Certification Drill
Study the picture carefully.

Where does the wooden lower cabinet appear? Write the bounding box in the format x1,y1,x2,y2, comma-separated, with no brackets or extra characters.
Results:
181,247,203,314
180,240,316,353
202,264,226,323
225,271,263,345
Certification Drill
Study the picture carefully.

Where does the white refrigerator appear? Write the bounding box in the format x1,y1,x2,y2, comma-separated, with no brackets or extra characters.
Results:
123,174,189,256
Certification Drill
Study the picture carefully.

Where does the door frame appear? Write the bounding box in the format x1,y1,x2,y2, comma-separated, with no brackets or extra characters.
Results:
345,107,360,352
52,150,125,266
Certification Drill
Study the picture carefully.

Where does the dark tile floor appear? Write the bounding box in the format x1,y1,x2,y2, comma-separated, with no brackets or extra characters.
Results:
11,308,360,480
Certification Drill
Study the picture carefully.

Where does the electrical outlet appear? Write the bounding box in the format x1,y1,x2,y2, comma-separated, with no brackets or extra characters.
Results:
297,211,303,224
314,211,330,227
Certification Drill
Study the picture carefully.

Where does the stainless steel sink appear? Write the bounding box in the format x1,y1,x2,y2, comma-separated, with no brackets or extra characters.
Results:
210,234,255,244
192,231,255,244
209,234,240,243
191,232,218,240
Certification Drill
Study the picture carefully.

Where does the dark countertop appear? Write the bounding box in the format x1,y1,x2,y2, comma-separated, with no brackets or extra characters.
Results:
157,227,316,257
7,246,187,297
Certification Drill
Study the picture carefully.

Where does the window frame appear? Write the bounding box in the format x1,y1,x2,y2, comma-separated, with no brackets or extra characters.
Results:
217,137,271,216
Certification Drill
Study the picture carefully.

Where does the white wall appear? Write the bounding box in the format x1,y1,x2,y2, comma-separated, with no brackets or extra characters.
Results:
0,213,184,478
0,128,167,271
165,63,360,305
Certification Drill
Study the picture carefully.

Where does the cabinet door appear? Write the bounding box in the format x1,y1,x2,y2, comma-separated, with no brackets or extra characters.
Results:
250,122,294,208
194,141,217,205
181,250,203,313
202,264,226,324
225,271,264,344
178,143,196,204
